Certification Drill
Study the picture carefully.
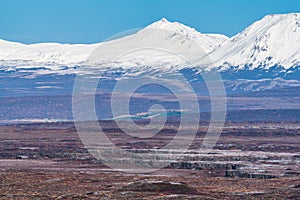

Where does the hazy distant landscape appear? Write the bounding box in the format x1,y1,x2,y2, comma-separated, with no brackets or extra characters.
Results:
0,1,300,199
1,14,300,124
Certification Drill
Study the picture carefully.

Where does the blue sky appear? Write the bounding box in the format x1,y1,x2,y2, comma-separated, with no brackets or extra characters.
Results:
1,0,300,44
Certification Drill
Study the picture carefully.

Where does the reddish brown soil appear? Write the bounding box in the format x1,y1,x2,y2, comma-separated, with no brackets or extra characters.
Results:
0,122,299,199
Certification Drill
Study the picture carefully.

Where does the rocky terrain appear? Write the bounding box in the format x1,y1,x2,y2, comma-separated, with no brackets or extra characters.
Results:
0,121,299,199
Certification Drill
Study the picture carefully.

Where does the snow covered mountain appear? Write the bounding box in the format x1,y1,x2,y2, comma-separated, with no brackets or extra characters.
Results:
147,18,229,52
206,13,300,71
1,14,300,74
0,14,300,95
0,40,97,66
0,18,228,70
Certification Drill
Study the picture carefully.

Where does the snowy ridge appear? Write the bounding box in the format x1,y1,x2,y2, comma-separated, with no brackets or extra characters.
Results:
207,13,300,70
0,13,300,74
1,42,98,66
0,39,26,57
85,18,230,71
0,18,228,70
147,18,229,52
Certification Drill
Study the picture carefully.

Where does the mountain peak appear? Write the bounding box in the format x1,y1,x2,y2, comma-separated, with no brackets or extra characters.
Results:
159,18,170,23
146,18,198,33
252,13,300,31
207,12,300,70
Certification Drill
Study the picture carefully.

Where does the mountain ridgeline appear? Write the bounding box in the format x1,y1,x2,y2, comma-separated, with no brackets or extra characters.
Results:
0,13,300,95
